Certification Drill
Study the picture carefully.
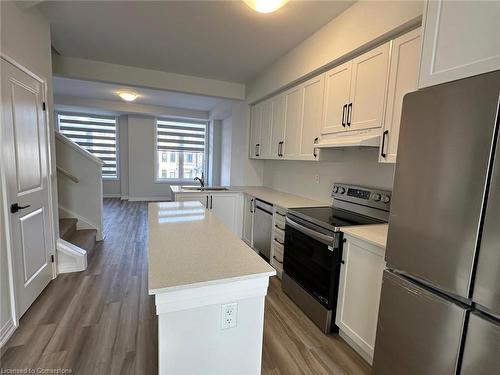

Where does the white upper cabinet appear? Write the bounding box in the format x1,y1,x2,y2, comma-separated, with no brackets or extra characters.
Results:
271,94,287,158
259,99,273,159
348,42,390,131
249,102,262,158
380,28,421,163
419,1,500,88
283,86,304,158
300,74,325,160
321,61,352,135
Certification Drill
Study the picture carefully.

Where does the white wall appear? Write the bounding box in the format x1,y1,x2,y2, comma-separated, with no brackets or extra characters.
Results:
264,149,395,203
0,1,56,343
220,118,232,186
209,120,222,186
247,1,423,101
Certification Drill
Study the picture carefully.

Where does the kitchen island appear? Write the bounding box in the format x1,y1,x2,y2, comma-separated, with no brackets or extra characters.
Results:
148,201,275,375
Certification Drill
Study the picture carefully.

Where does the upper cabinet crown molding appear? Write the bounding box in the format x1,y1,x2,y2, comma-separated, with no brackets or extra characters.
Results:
418,0,500,88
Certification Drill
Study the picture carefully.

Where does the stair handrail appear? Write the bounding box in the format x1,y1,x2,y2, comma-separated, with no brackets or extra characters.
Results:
55,132,104,166
57,166,79,183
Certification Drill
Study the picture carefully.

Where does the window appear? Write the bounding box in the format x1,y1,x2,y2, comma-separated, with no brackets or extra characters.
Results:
161,152,168,163
58,113,118,179
156,118,207,181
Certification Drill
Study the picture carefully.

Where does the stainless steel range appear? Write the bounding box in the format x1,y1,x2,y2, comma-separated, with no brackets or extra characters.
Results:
283,184,391,333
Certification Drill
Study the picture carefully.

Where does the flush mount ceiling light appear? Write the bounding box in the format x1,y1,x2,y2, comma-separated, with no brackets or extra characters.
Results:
118,92,138,102
244,0,288,13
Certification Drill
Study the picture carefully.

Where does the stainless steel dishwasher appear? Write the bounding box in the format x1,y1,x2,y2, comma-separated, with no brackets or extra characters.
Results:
253,199,273,261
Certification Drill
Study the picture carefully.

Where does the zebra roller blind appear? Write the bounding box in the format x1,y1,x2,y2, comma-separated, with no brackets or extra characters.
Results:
58,113,118,178
156,118,206,153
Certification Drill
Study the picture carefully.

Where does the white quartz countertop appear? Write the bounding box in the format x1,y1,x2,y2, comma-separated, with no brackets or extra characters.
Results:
148,201,276,294
170,185,327,209
341,224,389,248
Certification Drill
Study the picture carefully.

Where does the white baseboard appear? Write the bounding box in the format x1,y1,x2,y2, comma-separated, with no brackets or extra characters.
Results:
128,196,172,202
120,195,129,200
103,193,121,198
59,205,103,241
0,318,16,348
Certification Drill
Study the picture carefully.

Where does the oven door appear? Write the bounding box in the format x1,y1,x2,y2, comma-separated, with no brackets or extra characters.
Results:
284,215,340,309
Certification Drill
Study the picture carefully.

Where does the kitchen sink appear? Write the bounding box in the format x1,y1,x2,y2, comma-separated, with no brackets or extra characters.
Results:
180,186,229,192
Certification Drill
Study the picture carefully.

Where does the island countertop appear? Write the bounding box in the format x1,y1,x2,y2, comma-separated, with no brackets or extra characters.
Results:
148,201,276,294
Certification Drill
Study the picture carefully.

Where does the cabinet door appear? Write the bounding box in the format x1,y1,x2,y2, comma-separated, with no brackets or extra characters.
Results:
419,1,500,89
283,86,304,158
259,100,273,158
249,103,262,158
380,28,421,163
336,237,385,363
349,42,390,131
242,195,254,246
211,193,241,236
321,61,351,135
300,74,325,159
271,94,286,158
175,193,209,209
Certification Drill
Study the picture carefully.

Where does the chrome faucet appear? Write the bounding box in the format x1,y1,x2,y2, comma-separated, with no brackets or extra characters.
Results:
194,172,205,188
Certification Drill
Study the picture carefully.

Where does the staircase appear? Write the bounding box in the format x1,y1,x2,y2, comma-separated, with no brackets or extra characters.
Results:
59,218,97,257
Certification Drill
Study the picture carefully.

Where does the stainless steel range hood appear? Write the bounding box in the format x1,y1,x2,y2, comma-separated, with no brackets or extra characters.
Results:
315,132,381,149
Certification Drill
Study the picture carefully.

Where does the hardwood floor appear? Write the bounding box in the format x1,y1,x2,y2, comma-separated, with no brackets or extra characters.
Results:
1,198,370,375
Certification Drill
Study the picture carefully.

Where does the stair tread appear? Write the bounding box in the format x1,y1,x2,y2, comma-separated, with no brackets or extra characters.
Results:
59,218,78,240
68,229,97,254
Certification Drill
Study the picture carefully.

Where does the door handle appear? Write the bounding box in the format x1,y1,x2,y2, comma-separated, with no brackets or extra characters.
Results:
255,143,260,157
381,130,389,158
342,104,347,127
210,195,213,209
347,103,352,126
10,203,31,214
206,196,209,209
250,199,254,213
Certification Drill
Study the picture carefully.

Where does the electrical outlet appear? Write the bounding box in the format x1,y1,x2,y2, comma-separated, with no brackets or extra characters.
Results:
314,174,320,184
221,303,238,330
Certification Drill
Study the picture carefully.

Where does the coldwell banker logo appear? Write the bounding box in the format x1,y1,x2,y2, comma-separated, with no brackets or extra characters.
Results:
0,369,72,374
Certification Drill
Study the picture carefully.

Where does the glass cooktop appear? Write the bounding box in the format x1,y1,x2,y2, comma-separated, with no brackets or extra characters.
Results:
288,206,384,232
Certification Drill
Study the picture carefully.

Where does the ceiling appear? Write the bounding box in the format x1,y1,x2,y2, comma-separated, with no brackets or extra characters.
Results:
53,77,226,111
40,1,354,83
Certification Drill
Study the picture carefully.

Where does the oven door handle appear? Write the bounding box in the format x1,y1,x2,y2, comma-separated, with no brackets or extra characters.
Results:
286,217,334,246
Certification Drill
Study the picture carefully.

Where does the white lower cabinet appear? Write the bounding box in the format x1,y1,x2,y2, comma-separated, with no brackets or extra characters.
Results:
336,234,385,364
242,194,255,246
174,192,242,237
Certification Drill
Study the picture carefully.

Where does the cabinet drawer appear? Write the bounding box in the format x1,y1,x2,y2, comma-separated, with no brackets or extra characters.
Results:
273,241,284,262
273,228,285,245
274,210,286,228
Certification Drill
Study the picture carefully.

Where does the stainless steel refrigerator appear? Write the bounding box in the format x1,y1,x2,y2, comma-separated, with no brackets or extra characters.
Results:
373,70,500,375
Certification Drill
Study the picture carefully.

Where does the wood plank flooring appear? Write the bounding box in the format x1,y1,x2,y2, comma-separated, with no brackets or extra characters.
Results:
1,198,370,375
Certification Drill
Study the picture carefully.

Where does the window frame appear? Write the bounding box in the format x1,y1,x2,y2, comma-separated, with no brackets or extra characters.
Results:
154,117,209,184
57,111,120,181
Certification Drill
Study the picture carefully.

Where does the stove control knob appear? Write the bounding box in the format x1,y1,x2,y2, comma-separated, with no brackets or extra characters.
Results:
372,193,382,202
333,186,339,193
381,195,391,203
339,187,346,194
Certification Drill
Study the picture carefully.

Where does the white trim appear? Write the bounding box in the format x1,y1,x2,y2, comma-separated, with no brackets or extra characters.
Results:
56,238,87,274
127,196,172,202
103,193,121,198
58,205,104,241
120,196,129,201
0,318,16,348
55,132,104,166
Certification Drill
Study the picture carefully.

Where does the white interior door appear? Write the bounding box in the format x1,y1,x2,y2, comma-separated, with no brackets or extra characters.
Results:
1,58,53,318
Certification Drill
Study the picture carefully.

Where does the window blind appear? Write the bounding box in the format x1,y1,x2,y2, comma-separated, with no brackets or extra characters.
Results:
58,113,118,178
156,118,206,153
